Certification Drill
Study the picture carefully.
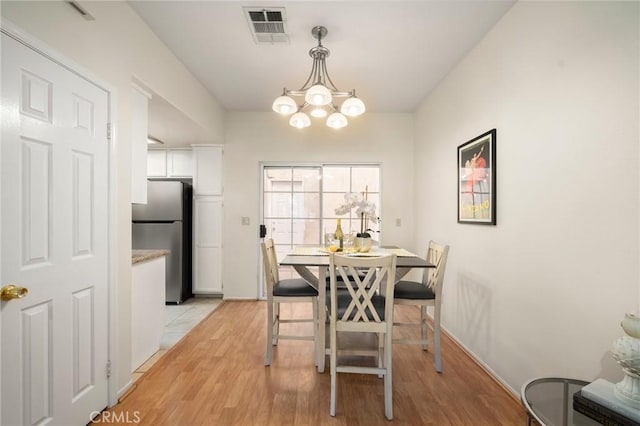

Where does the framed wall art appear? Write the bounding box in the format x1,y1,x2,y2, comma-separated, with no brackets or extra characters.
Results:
458,129,496,225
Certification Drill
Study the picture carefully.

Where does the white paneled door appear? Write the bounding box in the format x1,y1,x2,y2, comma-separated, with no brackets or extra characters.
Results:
1,33,110,425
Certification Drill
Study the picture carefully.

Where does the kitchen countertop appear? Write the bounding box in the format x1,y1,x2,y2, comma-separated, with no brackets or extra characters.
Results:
132,249,170,265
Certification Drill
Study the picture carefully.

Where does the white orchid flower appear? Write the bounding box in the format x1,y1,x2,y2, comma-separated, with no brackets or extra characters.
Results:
334,191,379,233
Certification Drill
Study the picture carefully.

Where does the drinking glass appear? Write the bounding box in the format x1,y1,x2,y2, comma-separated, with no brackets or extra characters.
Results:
324,232,336,247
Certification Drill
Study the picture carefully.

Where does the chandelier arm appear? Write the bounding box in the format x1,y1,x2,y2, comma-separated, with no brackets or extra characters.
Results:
320,58,340,92
312,57,323,86
298,58,319,91
330,91,355,98
286,90,353,98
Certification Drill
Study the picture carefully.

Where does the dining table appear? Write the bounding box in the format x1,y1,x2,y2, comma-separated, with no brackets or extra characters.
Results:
280,245,435,373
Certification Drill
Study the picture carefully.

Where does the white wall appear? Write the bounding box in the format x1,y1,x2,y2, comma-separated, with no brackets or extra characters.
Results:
223,112,415,299
414,1,639,394
1,1,225,396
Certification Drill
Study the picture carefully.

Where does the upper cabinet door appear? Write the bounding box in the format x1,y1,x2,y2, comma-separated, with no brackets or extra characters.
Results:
168,149,193,177
192,145,222,196
147,150,167,177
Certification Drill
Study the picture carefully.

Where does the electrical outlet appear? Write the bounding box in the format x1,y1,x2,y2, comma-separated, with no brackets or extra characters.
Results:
241,217,250,226
395,218,401,227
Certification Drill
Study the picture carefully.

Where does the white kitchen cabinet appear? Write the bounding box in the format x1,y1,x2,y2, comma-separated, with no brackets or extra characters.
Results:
131,85,151,203
192,145,223,195
193,197,223,294
148,149,193,178
147,150,168,177
168,149,193,177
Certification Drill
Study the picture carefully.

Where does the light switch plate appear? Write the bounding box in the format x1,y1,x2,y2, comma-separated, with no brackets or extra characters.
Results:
241,216,250,226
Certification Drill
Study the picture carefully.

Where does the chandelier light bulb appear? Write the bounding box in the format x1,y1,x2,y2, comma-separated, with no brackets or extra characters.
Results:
272,96,297,115
289,112,311,129
340,97,366,117
305,84,332,106
326,112,348,129
310,107,328,118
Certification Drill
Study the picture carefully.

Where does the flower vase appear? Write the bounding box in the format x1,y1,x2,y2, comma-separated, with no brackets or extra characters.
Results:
612,313,640,408
355,235,372,253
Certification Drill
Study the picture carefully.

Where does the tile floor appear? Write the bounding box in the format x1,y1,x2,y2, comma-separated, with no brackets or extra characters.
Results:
132,297,223,382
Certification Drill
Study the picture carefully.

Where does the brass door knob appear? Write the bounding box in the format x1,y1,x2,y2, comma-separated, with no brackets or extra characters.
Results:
1,285,28,301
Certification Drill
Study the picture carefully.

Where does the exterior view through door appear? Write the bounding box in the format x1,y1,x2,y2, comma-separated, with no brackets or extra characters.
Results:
260,164,381,296
1,31,111,425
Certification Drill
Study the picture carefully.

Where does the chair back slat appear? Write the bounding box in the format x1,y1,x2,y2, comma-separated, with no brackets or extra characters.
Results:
422,241,450,296
261,239,279,293
330,253,397,324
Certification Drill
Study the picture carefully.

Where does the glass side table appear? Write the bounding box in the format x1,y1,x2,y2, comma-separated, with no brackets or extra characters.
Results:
521,378,602,426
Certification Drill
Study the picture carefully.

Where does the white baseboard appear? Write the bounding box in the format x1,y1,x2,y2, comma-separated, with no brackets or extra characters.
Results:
117,379,134,401
440,323,520,401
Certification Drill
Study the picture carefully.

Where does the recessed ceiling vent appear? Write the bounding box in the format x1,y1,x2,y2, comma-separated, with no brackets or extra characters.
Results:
243,7,289,44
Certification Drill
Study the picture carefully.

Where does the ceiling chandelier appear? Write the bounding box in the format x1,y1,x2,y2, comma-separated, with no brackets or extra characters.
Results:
272,26,365,129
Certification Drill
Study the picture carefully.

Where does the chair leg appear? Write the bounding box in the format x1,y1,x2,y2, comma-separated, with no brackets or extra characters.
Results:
377,332,384,378
318,298,326,373
330,323,337,417
265,300,274,366
312,298,319,367
420,305,428,351
434,302,442,373
384,330,393,420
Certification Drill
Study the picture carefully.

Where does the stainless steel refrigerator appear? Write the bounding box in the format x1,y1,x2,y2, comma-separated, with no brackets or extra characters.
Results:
132,180,193,304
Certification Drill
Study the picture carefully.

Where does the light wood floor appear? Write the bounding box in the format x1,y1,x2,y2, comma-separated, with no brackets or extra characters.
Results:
97,301,526,425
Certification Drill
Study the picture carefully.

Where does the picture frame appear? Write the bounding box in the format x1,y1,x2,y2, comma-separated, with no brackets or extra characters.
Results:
457,129,496,225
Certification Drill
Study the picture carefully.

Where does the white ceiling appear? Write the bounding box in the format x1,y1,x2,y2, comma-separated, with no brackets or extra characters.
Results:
129,0,515,114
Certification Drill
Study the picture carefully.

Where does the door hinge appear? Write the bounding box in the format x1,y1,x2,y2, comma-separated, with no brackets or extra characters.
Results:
106,123,113,140
106,360,112,378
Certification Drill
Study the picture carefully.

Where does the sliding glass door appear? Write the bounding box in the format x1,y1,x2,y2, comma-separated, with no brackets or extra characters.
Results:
260,163,380,296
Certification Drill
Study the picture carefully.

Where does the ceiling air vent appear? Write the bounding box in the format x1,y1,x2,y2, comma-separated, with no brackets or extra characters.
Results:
243,7,289,44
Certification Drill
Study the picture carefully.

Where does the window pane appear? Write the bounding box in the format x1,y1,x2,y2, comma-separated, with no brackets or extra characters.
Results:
292,219,320,245
365,193,380,219
273,244,292,263
264,193,292,218
293,193,320,218
264,168,292,191
352,167,380,193
293,168,320,192
323,218,338,237
323,166,350,192
345,218,360,236
323,193,349,218
264,218,291,241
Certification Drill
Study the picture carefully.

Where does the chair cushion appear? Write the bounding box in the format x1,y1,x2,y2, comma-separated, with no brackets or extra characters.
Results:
394,280,436,300
273,278,318,297
327,290,387,321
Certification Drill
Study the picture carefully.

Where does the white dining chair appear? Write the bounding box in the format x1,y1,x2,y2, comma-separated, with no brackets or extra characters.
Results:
393,240,449,372
261,239,319,366
328,252,397,420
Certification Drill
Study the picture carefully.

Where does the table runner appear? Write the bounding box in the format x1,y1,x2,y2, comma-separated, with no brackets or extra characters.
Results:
287,246,418,257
